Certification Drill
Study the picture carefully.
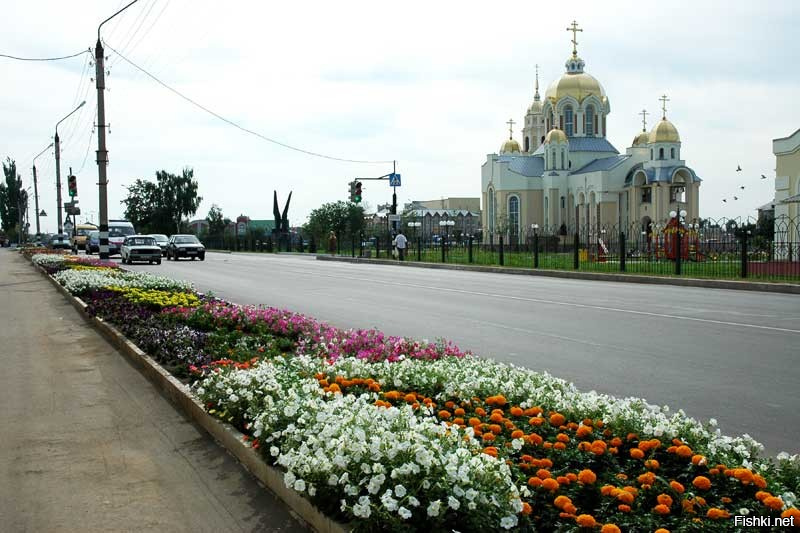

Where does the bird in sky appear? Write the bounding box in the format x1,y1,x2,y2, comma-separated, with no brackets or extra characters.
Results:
736,165,742,171
740,185,745,190
722,199,727,203
734,196,739,200
761,174,768,179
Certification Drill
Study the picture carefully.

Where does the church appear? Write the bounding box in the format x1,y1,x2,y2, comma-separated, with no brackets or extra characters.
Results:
481,22,701,244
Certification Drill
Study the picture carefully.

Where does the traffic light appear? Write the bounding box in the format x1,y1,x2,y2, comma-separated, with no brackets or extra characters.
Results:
348,181,356,202
67,174,77,197
354,181,362,203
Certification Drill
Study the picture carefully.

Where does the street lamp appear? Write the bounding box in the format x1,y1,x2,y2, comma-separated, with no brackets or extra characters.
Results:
55,100,86,234
32,143,53,237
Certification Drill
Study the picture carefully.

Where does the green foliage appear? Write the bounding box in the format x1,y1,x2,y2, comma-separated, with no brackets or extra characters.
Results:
304,201,365,245
0,157,22,233
206,203,227,236
122,167,203,234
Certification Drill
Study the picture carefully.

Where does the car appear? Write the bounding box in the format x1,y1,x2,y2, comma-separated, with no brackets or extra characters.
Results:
85,230,100,254
149,234,169,256
108,220,136,256
120,235,162,265
166,234,205,261
71,223,98,252
48,233,72,250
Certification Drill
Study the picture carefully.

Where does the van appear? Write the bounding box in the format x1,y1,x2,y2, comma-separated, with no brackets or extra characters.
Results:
108,220,136,256
70,223,98,252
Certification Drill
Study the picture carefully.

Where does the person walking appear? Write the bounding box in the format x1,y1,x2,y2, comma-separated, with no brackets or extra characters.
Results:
394,230,407,261
328,231,337,256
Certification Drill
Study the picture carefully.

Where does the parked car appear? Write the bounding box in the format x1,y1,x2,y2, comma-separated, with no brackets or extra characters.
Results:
71,223,98,252
108,220,136,256
166,234,205,261
85,230,100,254
121,235,162,265
149,234,169,256
48,233,72,250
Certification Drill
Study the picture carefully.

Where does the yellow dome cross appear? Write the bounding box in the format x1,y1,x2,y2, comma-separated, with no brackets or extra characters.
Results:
566,20,583,57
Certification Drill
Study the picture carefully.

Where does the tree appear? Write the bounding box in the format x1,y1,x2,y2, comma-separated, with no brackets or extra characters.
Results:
122,167,203,234
206,204,226,236
304,201,365,245
0,158,22,235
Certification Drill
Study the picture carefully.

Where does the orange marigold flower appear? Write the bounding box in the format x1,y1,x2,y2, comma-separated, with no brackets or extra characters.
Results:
601,485,616,496
654,529,671,533
721,497,732,504
676,445,693,458
706,507,731,519
543,442,553,450
540,458,553,468
541,478,559,491
623,486,638,495
328,383,341,393
550,413,566,427
576,425,593,438
475,407,486,417
510,406,523,417
691,454,707,466
454,407,465,417
468,417,481,427
617,491,634,505
453,417,464,426
708,468,720,476
763,496,784,511
695,496,707,506
578,469,597,485
638,472,656,486
781,508,800,522
626,432,638,441
527,477,542,488
521,502,533,515
754,474,767,489
529,417,544,427
557,476,570,485
670,481,685,493
383,390,400,400
438,410,451,419
630,448,645,460
368,382,381,392
553,442,567,451
645,459,660,470
511,429,524,439
575,514,597,528
617,504,631,513
481,433,495,442
536,469,551,479
557,433,570,443
692,476,711,490
654,504,670,515
657,494,673,507
610,437,623,447
600,524,621,533
734,468,755,485
527,433,544,446
483,446,498,457
489,412,503,423
524,406,542,416
578,441,591,452
554,495,572,509
755,491,772,502
489,424,503,435
520,454,534,463
566,472,578,482
616,473,628,480
666,445,678,454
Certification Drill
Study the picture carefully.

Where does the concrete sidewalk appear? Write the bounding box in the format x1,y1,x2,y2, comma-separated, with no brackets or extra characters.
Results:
0,250,305,532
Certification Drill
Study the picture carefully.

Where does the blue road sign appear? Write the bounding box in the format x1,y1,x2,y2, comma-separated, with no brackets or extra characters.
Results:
389,173,401,187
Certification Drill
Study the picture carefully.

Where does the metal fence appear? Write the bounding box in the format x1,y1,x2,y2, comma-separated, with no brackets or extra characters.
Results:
363,215,800,282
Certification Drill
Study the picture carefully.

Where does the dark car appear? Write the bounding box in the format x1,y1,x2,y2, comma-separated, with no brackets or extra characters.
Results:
49,234,72,250
166,234,205,261
85,230,100,254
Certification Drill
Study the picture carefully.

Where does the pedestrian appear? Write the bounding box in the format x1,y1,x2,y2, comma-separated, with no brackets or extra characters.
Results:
394,230,407,261
328,231,337,256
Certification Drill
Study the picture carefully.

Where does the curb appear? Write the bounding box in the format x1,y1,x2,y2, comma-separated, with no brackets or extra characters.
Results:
32,261,349,533
315,255,800,295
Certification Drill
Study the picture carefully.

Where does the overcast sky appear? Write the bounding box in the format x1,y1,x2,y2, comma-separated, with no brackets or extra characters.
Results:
2,0,798,234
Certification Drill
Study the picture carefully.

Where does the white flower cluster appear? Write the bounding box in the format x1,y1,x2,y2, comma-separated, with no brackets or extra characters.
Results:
54,268,193,293
32,253,69,266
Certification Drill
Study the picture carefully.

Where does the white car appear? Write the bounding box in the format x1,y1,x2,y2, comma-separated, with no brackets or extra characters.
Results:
121,235,162,265
149,234,169,256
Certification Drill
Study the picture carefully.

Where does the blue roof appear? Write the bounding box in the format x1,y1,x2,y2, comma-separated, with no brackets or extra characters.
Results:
572,155,630,175
532,144,545,155
567,137,619,154
508,156,544,177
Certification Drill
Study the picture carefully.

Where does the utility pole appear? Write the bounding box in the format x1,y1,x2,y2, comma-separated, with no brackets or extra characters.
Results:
391,160,397,234
55,101,86,235
96,0,139,259
32,143,52,237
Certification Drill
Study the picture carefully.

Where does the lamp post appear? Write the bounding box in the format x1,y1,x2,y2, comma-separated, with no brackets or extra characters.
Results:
54,101,86,234
439,219,454,261
531,223,539,268
32,143,53,237
669,209,687,273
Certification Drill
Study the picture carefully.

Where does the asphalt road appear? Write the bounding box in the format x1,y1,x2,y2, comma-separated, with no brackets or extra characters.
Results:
126,251,800,456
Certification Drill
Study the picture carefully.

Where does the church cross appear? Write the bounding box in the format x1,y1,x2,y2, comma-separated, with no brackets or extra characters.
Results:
566,20,583,56
534,64,540,99
640,109,649,132
506,118,515,139
659,94,670,119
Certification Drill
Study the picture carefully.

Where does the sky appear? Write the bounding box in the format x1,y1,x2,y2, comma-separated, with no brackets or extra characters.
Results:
1,0,798,235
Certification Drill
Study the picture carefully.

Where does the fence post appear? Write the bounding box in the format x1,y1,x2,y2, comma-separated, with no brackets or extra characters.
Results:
499,235,504,266
573,233,579,269
351,235,355,258
416,237,421,261
675,228,682,276
533,232,539,268
441,236,446,263
376,237,381,258
620,232,626,272
741,231,748,278
468,235,474,263
359,233,364,258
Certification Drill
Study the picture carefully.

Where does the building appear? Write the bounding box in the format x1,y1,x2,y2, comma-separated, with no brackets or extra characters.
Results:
188,219,209,235
773,128,800,256
402,198,481,240
405,198,480,212
481,22,701,244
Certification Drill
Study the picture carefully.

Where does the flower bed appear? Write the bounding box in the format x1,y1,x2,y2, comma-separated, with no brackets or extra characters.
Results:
40,257,800,531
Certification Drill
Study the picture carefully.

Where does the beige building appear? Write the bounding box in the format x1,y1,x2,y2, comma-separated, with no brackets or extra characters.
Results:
481,24,701,244
773,128,800,256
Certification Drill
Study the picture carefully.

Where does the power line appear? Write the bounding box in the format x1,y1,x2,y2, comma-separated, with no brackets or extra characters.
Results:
103,40,394,165
78,106,99,174
0,49,89,61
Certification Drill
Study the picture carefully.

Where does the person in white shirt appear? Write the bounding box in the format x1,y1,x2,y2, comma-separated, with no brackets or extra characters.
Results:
394,230,408,261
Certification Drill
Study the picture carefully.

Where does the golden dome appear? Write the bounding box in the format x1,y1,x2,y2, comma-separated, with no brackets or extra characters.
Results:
545,127,568,144
545,72,606,104
528,100,543,114
648,119,680,143
500,138,521,154
632,131,649,146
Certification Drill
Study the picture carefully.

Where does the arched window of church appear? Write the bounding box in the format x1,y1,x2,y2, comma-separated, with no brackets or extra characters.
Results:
525,137,530,152
552,150,556,169
488,188,495,235
659,147,664,160
561,151,565,169
564,106,574,136
585,106,595,137
508,196,520,241
544,196,549,226
670,147,675,159
650,149,654,160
